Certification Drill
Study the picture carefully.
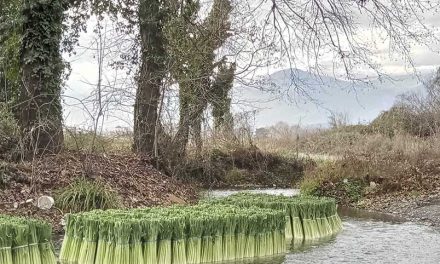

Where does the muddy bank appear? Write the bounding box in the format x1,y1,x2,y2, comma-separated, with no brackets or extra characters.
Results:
0,151,198,232
357,192,440,227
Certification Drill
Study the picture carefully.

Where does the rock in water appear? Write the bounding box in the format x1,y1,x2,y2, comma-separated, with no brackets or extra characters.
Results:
37,196,54,210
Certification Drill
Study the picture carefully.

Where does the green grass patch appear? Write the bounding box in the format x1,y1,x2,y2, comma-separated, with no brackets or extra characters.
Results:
55,179,121,213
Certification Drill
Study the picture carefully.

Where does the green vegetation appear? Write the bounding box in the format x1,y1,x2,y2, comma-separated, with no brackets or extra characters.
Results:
60,193,342,263
0,104,19,159
59,203,286,264
204,193,343,242
18,0,67,156
300,158,369,204
164,0,234,156
0,215,56,264
258,71,440,204
55,179,121,213
0,0,21,106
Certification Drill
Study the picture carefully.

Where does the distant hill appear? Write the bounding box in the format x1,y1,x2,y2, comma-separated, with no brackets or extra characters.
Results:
233,69,432,128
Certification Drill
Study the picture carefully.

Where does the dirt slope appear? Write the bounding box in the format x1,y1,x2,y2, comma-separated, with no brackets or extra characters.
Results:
0,151,198,232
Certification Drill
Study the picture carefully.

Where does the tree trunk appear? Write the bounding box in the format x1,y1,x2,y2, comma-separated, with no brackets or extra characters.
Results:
133,0,165,156
192,116,203,156
0,71,5,103
173,90,191,156
19,0,65,158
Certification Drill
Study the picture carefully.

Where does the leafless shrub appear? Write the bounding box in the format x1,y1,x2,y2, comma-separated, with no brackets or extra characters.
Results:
372,68,440,137
328,111,349,129
64,127,132,153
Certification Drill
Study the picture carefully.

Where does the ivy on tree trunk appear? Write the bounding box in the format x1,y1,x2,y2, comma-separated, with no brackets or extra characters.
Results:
211,62,236,134
133,0,167,156
0,0,22,107
19,0,66,157
166,0,233,156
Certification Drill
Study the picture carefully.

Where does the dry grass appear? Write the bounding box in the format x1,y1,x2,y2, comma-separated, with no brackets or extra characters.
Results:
176,145,307,188
258,123,440,158
256,122,440,204
62,128,306,188
64,128,132,153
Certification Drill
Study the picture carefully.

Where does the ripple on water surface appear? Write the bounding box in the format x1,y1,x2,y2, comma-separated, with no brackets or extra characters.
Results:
287,219,440,264
236,219,440,264
206,189,440,264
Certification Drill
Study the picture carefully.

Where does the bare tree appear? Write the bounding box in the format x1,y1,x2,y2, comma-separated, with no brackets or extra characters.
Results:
63,15,136,151
328,111,350,129
57,0,440,165
220,0,440,105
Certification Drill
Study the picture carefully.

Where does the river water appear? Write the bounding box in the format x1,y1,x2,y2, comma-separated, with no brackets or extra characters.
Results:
205,189,440,264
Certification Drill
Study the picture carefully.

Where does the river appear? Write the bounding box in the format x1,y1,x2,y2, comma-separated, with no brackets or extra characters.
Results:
205,189,440,264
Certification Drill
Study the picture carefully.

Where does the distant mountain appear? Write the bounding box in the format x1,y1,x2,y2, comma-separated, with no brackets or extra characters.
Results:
233,69,432,128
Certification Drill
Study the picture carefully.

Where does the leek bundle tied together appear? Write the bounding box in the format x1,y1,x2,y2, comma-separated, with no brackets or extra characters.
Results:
59,192,341,264
0,215,56,264
60,203,285,264
204,192,343,244
171,218,186,264
143,219,159,264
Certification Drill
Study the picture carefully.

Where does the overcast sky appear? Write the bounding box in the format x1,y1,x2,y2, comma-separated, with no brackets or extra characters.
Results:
62,1,440,131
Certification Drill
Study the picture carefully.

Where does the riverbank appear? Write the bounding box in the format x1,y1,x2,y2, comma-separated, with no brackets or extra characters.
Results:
203,188,440,264
255,117,440,228
357,192,440,227
298,153,440,227
0,151,198,232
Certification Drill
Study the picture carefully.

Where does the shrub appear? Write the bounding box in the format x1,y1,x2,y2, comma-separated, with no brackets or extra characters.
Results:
55,179,121,213
0,103,19,158
224,167,249,184
177,146,305,187
300,158,371,204
0,162,12,189
370,69,440,137
370,104,432,137
300,177,321,196
339,180,365,203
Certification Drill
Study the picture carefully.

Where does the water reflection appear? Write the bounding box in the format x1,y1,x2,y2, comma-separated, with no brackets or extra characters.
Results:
338,206,406,223
229,220,440,264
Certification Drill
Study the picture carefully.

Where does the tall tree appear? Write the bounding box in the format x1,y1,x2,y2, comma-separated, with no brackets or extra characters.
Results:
165,0,233,155
133,0,169,156
19,0,67,156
